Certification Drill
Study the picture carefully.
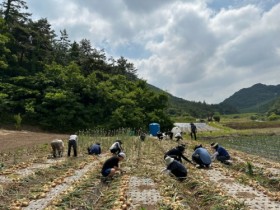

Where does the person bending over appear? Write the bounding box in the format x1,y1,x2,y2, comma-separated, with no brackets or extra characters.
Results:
68,134,78,157
88,142,101,155
109,140,123,155
164,145,193,165
192,144,212,168
51,139,64,158
163,156,187,181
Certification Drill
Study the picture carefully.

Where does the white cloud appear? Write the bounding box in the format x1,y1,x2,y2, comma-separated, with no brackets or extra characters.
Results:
27,0,280,104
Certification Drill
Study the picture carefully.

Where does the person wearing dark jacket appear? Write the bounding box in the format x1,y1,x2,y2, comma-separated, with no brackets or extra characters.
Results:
164,156,187,181
190,122,197,140
211,142,231,165
88,143,101,155
157,131,163,140
164,145,193,164
192,144,212,168
101,152,126,179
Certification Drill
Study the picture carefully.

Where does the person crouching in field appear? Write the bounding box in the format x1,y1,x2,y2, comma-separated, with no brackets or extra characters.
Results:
164,144,193,165
110,140,123,155
211,142,231,165
163,156,187,181
101,152,126,181
51,139,64,158
68,134,78,157
88,142,101,155
192,145,212,168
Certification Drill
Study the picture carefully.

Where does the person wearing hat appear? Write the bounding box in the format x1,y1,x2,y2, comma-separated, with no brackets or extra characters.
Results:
101,152,126,179
192,145,212,168
163,156,187,181
87,142,101,155
210,143,231,165
164,144,194,164
109,140,123,155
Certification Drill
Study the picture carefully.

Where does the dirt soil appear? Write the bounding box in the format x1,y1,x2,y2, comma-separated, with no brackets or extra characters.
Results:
0,129,68,152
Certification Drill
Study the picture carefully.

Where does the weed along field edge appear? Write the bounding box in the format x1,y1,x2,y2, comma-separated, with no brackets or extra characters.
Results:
0,128,280,210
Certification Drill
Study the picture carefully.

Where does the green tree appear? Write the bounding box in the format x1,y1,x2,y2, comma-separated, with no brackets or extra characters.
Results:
0,0,33,76
28,18,56,72
0,18,10,70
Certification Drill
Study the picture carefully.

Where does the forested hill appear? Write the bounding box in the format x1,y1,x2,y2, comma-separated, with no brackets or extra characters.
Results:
0,0,242,133
148,84,237,117
220,83,280,113
0,0,174,132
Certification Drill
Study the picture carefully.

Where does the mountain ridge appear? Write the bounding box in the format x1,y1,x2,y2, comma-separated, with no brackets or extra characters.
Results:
220,83,280,113
150,83,280,116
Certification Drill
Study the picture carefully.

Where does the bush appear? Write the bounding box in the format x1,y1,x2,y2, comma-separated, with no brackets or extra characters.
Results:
250,115,257,120
268,113,280,121
213,115,220,122
14,113,22,130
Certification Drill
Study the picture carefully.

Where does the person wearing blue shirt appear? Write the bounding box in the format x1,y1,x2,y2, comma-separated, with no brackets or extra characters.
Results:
211,142,231,165
192,144,212,168
88,143,101,155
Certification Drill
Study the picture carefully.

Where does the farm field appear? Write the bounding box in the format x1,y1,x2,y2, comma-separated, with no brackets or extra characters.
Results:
0,128,280,210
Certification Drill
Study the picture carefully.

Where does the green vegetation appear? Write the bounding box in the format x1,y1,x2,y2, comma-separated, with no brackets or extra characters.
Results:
1,0,280,133
202,135,280,161
0,0,174,132
221,83,280,114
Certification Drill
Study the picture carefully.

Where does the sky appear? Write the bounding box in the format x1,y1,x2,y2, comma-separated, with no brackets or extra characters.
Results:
18,0,280,104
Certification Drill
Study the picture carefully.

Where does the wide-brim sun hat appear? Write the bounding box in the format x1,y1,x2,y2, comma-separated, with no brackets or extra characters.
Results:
165,156,174,166
118,152,126,159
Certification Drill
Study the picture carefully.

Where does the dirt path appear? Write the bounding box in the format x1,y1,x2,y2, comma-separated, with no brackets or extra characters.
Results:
205,168,280,209
23,159,98,209
18,155,108,210
127,176,162,210
0,129,68,152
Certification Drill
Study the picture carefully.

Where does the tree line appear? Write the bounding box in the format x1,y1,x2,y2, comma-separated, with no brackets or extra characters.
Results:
0,0,173,132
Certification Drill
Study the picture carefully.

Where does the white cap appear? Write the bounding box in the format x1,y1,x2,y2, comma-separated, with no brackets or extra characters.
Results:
165,156,174,166
118,152,126,159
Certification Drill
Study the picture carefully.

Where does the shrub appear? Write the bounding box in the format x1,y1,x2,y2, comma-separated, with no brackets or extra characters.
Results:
14,113,22,130
213,115,220,122
268,113,280,121
250,115,258,120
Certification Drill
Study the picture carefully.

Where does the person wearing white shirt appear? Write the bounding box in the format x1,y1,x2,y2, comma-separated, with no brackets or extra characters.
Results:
109,140,123,155
68,134,78,157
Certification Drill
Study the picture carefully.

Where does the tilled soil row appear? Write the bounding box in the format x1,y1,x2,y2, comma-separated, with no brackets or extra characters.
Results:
9,154,109,210
232,151,280,179
0,158,66,183
156,138,280,209
205,168,280,210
